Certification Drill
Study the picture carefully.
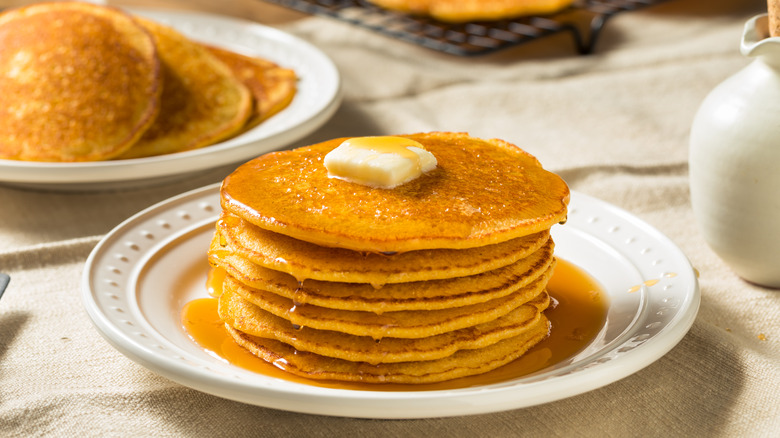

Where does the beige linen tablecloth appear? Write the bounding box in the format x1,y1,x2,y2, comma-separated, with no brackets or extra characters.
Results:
1,0,778,436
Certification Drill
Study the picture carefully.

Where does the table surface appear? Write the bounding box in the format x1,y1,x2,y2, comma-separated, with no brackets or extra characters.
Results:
0,0,778,437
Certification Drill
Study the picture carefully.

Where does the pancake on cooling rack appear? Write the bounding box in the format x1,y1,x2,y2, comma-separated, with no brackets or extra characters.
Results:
366,0,575,22
0,2,161,161
0,2,297,162
208,132,570,384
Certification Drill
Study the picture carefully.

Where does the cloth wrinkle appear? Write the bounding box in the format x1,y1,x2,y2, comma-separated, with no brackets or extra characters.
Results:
0,235,101,272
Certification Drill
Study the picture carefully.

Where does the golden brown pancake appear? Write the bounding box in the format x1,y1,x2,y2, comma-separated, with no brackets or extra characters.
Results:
214,213,550,284
209,240,555,312
211,132,568,384
220,287,549,364
227,315,550,384
206,45,297,130
221,132,569,252
366,0,574,22
119,18,251,158
223,268,551,339
0,2,160,161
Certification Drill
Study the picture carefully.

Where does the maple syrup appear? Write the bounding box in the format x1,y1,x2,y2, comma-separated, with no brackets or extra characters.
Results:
181,258,608,391
339,136,423,160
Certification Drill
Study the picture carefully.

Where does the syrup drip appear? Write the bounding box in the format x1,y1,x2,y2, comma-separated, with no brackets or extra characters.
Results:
182,258,608,391
206,267,226,297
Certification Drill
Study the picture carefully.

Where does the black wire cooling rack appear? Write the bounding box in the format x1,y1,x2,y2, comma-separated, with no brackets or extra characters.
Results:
262,0,669,56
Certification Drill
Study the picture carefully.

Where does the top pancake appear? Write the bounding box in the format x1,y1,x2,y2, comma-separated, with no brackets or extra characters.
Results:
119,18,251,158
366,0,575,23
0,2,160,161
221,132,569,252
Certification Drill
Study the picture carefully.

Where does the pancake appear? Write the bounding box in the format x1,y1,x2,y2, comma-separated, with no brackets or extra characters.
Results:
209,132,568,384
227,314,550,384
0,2,160,161
214,213,550,284
219,287,549,363
209,240,555,312
366,0,574,22
206,45,297,130
223,267,551,339
220,132,569,252
119,18,251,158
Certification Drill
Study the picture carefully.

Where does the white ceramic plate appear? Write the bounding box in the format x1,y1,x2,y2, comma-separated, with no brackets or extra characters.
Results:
0,9,341,191
81,185,700,419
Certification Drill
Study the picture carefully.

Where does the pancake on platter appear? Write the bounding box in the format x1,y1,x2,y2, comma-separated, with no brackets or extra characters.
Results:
119,18,251,158
207,132,569,384
220,132,569,253
208,238,554,312
0,2,160,161
227,316,551,384
206,46,297,131
365,0,575,22
222,268,552,339
213,213,550,284
219,287,550,364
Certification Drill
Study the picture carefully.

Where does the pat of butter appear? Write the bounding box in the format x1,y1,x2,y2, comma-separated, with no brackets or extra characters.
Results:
324,136,437,189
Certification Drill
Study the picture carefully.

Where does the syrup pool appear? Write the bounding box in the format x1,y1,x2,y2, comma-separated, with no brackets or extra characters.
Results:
181,258,608,391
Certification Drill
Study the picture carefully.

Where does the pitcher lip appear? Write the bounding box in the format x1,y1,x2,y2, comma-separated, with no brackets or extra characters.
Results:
741,14,780,57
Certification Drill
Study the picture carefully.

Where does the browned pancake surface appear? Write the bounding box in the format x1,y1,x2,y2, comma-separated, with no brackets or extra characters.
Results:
220,286,549,363
209,240,555,312
0,2,160,161
213,213,550,284
206,45,296,130
212,132,568,384
227,315,550,384
221,132,569,252
119,18,251,158
223,268,551,339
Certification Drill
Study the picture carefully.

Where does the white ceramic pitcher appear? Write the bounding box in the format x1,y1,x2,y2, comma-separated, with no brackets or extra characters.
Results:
690,14,780,289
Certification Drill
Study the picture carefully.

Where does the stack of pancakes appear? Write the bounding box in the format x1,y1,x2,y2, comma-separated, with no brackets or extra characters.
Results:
0,2,296,162
208,132,570,384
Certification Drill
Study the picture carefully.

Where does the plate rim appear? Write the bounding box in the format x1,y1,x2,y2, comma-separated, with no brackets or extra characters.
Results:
81,184,700,418
0,9,342,188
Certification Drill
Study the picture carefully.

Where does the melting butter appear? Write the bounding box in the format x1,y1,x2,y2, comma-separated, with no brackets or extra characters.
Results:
323,136,437,189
